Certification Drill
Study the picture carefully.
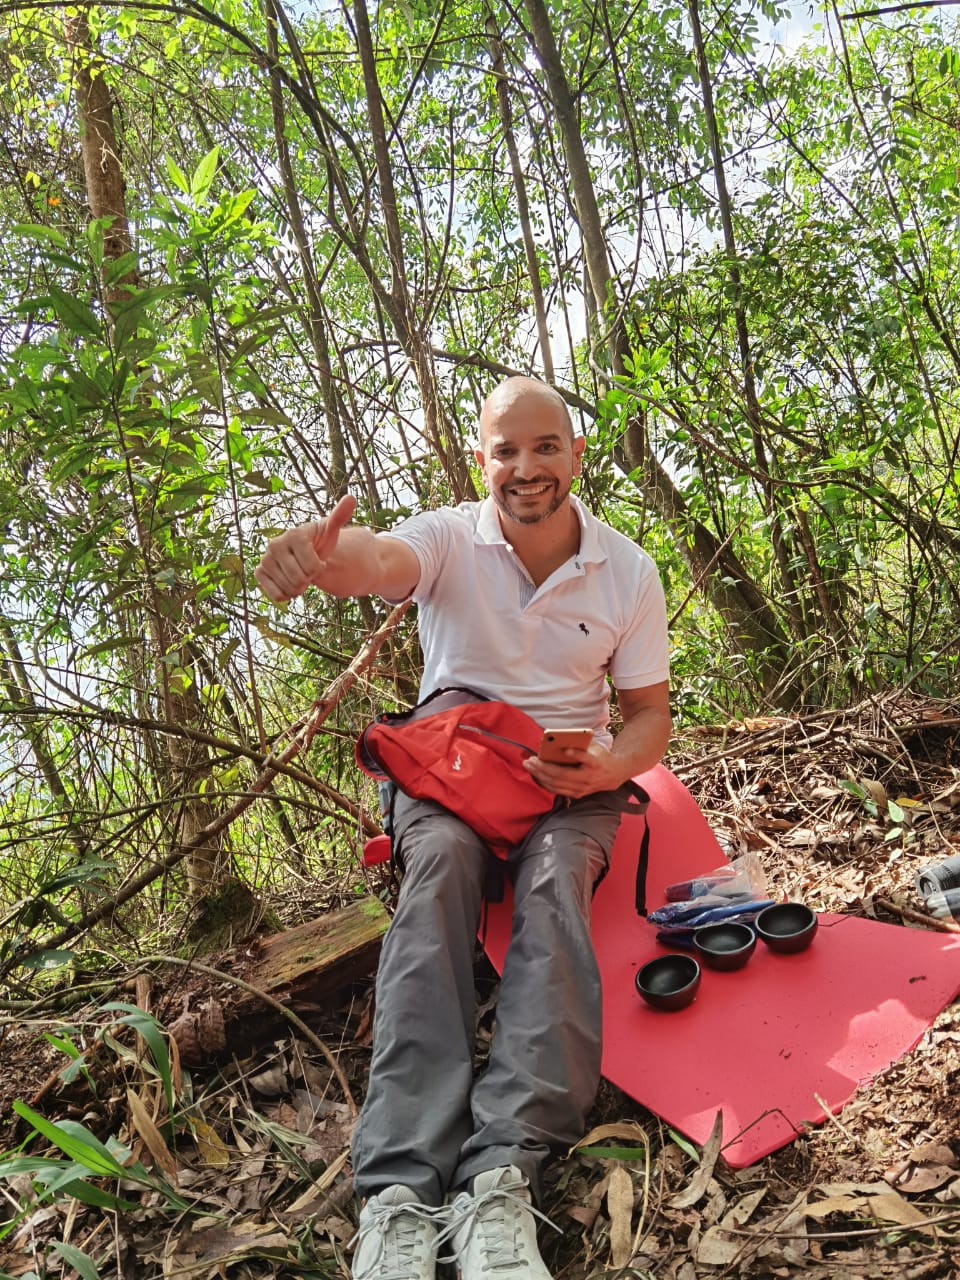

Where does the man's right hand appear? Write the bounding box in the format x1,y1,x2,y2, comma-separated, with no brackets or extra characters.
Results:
254,494,357,603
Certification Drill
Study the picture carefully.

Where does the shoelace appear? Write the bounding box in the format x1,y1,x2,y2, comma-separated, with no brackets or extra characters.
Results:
351,1200,451,1280
437,1179,559,1271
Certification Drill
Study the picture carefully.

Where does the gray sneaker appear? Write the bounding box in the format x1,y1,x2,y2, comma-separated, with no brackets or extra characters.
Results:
351,1185,445,1280
443,1166,559,1280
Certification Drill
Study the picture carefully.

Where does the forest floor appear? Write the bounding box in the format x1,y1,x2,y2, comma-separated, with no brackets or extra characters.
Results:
1,691,959,1279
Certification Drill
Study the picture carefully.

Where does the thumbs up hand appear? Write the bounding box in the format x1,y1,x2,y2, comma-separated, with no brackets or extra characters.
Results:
254,494,357,603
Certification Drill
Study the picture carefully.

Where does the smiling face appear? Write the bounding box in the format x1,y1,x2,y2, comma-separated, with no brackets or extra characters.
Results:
476,378,585,528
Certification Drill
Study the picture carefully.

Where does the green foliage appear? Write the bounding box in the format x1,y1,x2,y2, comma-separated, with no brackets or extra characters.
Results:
0,1001,194,1254
0,0,959,973
0,1099,184,1224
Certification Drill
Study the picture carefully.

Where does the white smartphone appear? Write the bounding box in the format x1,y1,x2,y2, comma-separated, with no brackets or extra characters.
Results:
538,728,593,764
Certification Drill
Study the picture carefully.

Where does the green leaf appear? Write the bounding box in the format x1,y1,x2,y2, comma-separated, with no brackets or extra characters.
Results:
50,1241,101,1280
165,154,190,194
0,1156,68,1179
101,1003,175,1113
44,1171,138,1211
83,636,145,659
45,287,102,338
191,146,220,201
37,861,112,893
0,1155,138,1211
43,1031,81,1059
887,800,905,824
12,222,69,249
838,779,867,801
667,1127,700,1161
226,424,252,469
85,218,105,270
11,1103,126,1177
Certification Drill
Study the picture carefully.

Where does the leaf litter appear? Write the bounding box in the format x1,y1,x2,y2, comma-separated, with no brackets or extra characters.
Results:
1,692,958,1278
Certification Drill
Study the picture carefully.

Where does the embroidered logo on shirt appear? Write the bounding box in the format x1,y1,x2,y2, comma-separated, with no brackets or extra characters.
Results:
579,622,590,636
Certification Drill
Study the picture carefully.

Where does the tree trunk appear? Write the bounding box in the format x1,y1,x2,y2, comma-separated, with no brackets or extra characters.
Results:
264,0,349,497
486,14,555,382
520,0,790,693
67,9,225,897
350,0,478,501
686,0,805,637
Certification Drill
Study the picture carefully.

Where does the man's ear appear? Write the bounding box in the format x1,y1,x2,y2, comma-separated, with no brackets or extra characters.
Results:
572,435,586,474
474,447,485,469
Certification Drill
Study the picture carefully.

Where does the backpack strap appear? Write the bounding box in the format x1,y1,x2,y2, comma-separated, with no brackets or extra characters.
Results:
574,780,651,915
635,815,651,917
605,781,651,918
357,687,493,775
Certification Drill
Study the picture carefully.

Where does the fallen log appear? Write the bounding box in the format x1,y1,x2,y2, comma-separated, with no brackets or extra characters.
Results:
166,896,391,1065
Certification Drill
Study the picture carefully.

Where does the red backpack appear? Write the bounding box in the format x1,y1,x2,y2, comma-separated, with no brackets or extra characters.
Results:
356,688,652,913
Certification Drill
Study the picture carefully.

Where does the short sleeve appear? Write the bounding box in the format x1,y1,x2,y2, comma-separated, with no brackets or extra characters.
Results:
382,510,453,603
608,553,670,689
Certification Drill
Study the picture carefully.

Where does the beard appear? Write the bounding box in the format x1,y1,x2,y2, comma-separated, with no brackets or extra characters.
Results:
491,476,572,525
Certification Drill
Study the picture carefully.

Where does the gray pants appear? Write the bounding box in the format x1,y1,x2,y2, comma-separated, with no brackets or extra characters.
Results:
351,788,628,1206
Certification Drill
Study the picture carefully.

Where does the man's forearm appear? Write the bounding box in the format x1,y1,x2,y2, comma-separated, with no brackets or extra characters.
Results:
254,495,420,604
315,528,398,597
610,705,673,781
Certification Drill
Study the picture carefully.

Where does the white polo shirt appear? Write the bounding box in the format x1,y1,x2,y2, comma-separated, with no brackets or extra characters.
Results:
384,495,669,745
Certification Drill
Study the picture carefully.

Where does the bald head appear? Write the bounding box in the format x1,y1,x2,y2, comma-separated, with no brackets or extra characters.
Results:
474,376,584,527
479,377,574,447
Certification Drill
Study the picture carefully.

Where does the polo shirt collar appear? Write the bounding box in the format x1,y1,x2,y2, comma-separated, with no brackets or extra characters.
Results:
474,494,607,564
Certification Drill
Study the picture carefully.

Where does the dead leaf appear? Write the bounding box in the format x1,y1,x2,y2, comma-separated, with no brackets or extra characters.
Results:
804,1192,872,1219
847,773,887,808
565,1203,599,1229
885,1142,959,1194
186,1220,289,1266
887,1160,957,1194
867,1192,932,1229
190,1116,230,1169
270,1100,301,1130
670,1111,723,1209
721,1187,767,1228
805,1184,933,1231
781,827,821,848
284,1149,351,1214
571,1120,651,1152
353,991,376,1045
249,1063,288,1096
127,1087,179,1185
607,1164,634,1268
750,1191,809,1263
908,1140,956,1166
695,1225,741,1267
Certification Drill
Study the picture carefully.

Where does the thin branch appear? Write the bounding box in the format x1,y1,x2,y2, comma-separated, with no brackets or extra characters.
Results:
0,602,411,980
842,0,960,17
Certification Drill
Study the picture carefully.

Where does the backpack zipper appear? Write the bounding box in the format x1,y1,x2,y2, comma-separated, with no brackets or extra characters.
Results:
458,723,536,755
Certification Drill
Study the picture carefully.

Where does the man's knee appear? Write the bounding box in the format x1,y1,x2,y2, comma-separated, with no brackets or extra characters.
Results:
394,802,489,891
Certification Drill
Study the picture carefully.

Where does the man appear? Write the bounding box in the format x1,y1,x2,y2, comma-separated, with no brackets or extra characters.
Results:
255,376,671,1280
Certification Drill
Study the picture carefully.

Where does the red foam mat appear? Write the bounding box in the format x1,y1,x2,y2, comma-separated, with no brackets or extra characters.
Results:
482,765,960,1166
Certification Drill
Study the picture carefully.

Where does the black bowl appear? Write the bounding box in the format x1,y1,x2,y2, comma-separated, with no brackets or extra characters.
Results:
635,953,701,1011
693,921,757,971
755,902,818,953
